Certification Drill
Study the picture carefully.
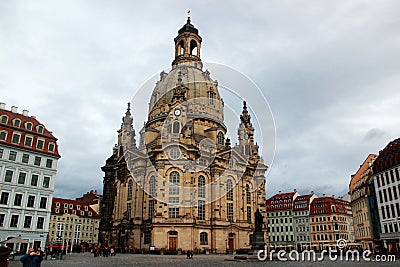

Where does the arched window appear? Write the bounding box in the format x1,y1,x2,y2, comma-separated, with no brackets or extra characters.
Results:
198,176,205,198
200,232,208,245
217,132,224,145
178,40,185,55
209,91,214,105
228,158,234,169
190,40,198,56
169,171,180,195
13,119,21,127
25,122,33,131
149,176,157,197
172,121,180,134
226,179,233,201
127,180,133,201
1,115,8,124
246,185,251,204
37,125,44,134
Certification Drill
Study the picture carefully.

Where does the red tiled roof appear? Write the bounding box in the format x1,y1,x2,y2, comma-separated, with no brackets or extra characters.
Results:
309,197,350,215
373,138,400,175
0,108,60,158
266,192,297,211
51,197,99,218
293,194,313,211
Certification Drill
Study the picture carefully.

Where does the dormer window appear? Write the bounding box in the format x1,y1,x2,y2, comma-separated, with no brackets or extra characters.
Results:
36,139,45,150
25,122,33,131
0,131,7,141
13,119,21,127
37,125,44,134
0,115,8,124
24,136,33,147
12,133,21,144
48,143,55,152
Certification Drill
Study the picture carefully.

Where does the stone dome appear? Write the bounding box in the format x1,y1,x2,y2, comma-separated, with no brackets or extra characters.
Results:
148,62,224,124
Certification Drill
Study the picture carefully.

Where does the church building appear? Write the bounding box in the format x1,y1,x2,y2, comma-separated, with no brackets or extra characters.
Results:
99,17,268,253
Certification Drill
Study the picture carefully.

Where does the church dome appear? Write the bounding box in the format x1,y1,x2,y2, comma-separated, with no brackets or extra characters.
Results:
147,18,224,127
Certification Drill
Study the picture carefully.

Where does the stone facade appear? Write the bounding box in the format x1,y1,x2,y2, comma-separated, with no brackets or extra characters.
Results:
349,154,377,251
99,18,268,253
309,196,354,250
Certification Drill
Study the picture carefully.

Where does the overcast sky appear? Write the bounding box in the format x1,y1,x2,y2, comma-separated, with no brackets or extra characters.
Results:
1,1,399,199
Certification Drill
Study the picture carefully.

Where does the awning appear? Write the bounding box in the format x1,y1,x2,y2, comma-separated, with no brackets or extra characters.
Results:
347,242,363,246
0,237,29,244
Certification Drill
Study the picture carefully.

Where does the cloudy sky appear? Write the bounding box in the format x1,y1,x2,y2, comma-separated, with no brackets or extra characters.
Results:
1,1,399,199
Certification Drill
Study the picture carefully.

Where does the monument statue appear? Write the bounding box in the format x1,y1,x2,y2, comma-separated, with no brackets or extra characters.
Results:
255,209,263,232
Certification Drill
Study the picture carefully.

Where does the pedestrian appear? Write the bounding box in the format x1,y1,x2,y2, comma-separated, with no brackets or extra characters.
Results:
110,247,115,256
20,248,41,267
186,250,190,259
36,247,44,267
190,250,193,259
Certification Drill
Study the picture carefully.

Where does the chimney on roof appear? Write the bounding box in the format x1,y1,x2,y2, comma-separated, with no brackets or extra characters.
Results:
0,103,5,110
332,195,335,198
294,189,297,193
311,191,314,194
22,110,29,116
278,191,281,194
11,106,18,113
323,194,326,197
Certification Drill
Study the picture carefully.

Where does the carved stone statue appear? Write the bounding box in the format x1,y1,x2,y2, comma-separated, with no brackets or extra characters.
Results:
255,209,263,232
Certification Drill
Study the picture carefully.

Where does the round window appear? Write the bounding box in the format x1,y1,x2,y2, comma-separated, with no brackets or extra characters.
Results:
169,148,181,160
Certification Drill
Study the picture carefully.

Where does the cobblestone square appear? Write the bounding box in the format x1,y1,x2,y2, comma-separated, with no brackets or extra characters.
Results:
8,253,399,267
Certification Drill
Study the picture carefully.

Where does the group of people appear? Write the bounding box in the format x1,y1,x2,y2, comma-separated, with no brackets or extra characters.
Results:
20,247,44,267
92,246,116,257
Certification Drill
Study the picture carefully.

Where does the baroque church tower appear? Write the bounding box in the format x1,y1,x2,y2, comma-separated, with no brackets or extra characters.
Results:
99,17,268,253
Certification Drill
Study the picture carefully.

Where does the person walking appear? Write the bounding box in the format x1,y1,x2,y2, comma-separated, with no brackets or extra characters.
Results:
20,248,41,267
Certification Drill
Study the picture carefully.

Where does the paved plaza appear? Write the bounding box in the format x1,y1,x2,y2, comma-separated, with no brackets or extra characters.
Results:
8,252,399,267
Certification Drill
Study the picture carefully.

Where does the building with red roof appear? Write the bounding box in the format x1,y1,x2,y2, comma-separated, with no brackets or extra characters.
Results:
266,190,299,248
48,197,100,252
372,138,400,254
309,196,354,249
0,103,60,253
293,192,317,250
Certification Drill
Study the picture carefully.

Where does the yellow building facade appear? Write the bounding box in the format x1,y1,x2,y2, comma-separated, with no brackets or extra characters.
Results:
48,198,100,252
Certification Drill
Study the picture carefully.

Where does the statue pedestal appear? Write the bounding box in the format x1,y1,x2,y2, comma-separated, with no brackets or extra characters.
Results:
251,231,265,251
